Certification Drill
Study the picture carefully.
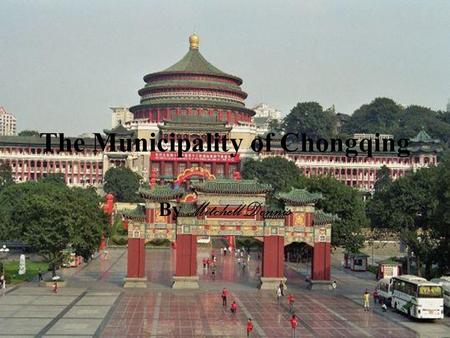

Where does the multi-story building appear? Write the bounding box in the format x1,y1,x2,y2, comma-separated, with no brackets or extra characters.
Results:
261,130,441,192
111,107,133,128
252,103,283,135
0,135,103,186
252,103,282,120
0,107,17,136
0,35,442,191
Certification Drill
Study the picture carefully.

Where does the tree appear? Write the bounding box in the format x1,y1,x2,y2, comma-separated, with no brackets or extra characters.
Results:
283,102,337,139
242,157,303,208
18,130,40,137
103,167,142,202
242,157,303,206
268,119,283,134
39,173,66,185
0,181,108,275
367,167,439,277
296,176,368,252
432,159,450,275
373,165,392,193
344,97,403,135
396,105,450,144
0,162,13,191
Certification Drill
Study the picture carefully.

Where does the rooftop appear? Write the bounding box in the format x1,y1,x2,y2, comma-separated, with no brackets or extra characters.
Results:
139,185,185,201
192,179,273,195
314,210,339,225
277,189,322,205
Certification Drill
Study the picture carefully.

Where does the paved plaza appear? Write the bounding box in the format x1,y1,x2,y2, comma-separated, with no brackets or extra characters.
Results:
0,247,449,337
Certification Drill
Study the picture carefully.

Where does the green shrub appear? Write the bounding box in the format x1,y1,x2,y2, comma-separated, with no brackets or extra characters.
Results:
367,265,378,275
2,260,48,285
111,235,128,245
146,238,171,246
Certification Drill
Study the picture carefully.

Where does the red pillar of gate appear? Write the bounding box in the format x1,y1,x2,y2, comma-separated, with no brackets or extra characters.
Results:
176,234,197,276
262,236,284,278
311,242,331,280
226,235,235,250
127,238,145,278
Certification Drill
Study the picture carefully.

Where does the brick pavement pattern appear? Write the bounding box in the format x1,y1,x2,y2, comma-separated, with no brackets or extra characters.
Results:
2,248,448,337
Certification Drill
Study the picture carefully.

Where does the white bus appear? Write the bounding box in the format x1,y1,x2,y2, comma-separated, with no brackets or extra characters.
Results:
391,275,444,319
431,276,450,311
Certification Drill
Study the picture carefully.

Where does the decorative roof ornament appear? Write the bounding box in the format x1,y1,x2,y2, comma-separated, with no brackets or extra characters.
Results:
189,33,200,50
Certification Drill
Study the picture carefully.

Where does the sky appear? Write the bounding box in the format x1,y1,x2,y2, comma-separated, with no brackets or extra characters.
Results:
1,0,449,136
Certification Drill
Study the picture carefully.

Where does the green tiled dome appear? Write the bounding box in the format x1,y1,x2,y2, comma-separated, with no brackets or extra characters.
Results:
130,35,255,118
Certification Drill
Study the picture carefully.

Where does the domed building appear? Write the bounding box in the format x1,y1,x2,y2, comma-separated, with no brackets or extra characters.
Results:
130,33,254,124
122,34,259,185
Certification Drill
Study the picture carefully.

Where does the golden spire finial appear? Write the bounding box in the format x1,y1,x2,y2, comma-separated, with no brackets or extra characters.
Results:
189,33,199,50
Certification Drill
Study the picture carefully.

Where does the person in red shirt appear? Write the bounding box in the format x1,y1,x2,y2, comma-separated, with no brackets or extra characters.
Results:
230,301,237,314
246,318,254,337
221,288,228,306
290,314,298,338
288,294,295,313
202,257,207,269
206,258,211,269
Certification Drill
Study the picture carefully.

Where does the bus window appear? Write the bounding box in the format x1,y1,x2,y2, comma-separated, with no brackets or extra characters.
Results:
406,283,417,297
418,286,443,298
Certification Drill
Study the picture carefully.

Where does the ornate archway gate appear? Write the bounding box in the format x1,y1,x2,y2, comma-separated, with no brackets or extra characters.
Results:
123,178,337,290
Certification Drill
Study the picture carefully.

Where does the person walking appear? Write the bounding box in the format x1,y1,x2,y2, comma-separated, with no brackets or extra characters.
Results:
38,269,43,282
202,257,207,269
363,289,370,311
288,294,295,313
52,281,58,294
246,318,254,337
279,281,285,296
230,301,237,315
276,286,282,304
211,264,216,281
0,274,5,296
290,314,298,338
221,288,228,307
